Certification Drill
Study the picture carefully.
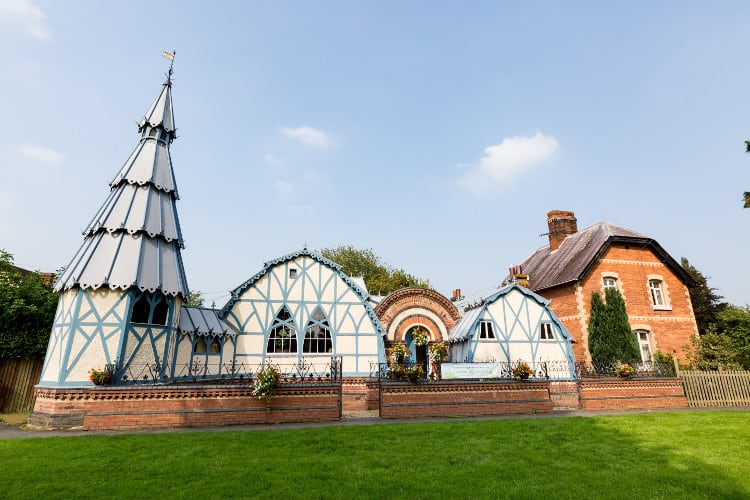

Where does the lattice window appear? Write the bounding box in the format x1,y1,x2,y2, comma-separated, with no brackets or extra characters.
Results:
479,320,495,339
267,306,297,353
603,277,617,289
540,323,554,340
303,307,333,353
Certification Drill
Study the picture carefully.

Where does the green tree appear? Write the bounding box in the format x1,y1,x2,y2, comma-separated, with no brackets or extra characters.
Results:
685,333,742,370
717,305,750,369
185,290,204,307
0,250,58,358
588,288,640,364
680,257,726,335
320,245,429,295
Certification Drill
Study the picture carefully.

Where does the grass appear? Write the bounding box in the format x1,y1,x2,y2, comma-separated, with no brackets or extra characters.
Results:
0,411,748,499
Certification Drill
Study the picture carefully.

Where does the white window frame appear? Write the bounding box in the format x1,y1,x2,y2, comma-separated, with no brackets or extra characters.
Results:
602,277,617,290
540,323,554,340
479,320,495,339
635,329,652,362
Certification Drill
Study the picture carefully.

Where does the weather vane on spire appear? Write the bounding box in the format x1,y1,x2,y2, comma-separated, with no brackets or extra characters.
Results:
162,50,176,79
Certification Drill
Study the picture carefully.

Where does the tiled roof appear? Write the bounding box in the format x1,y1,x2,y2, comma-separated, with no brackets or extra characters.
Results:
517,221,693,291
179,307,233,337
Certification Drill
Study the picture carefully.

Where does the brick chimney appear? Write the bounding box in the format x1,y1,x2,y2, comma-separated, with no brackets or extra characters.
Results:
547,210,577,251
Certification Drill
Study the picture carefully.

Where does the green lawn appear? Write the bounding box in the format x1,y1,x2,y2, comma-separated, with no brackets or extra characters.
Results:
1,411,748,499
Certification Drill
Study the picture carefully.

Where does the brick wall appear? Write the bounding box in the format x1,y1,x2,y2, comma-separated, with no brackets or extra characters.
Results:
539,244,698,363
29,383,342,430
379,381,554,418
579,378,688,411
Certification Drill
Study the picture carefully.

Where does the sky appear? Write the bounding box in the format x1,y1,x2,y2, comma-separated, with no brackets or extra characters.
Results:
1,0,749,308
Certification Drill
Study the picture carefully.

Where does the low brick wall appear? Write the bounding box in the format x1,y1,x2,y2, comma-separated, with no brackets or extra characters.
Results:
579,378,688,411
379,380,554,418
29,383,342,430
549,381,580,410
342,378,370,411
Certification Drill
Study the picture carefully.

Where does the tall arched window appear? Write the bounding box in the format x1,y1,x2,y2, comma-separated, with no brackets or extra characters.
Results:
193,337,207,353
303,307,332,353
267,306,297,353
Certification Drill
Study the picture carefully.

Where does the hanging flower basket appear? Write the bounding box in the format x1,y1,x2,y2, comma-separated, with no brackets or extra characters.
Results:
412,327,429,346
391,344,412,365
429,342,448,363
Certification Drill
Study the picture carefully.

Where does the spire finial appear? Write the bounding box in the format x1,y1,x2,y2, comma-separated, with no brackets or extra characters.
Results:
162,50,176,82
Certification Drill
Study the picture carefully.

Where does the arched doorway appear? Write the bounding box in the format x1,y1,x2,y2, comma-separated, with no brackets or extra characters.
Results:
404,326,429,374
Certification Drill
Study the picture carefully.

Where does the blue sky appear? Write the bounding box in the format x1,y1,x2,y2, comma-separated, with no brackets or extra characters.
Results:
1,0,748,307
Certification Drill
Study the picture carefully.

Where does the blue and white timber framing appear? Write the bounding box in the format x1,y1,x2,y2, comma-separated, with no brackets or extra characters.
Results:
221,249,385,376
39,66,206,386
448,284,576,379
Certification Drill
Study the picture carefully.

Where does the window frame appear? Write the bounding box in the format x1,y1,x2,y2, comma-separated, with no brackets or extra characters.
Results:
635,329,653,362
478,320,495,339
302,307,333,354
266,306,298,354
540,322,555,340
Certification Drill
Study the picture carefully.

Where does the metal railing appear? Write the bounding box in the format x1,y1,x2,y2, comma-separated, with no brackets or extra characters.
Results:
113,357,343,386
370,359,675,382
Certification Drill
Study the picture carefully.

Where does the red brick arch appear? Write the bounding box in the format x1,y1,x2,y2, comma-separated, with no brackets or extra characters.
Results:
375,288,460,342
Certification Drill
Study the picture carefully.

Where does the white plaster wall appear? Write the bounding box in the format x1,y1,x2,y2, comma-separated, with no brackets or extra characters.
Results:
51,289,129,385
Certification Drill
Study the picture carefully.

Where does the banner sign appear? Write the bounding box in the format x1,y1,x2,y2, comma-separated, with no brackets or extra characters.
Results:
441,362,503,380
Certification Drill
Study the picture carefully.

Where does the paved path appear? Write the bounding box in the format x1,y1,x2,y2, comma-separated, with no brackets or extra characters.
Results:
3,407,745,440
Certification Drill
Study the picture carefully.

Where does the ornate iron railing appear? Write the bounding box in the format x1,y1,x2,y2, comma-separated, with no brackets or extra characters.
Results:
113,357,343,386
370,359,675,382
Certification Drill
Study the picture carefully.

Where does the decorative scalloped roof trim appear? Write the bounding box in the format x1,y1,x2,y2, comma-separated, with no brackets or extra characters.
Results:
220,248,384,336
85,227,184,247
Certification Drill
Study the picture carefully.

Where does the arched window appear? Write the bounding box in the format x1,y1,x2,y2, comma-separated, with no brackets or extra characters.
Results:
209,338,221,353
303,307,332,353
131,294,151,324
193,337,207,353
130,292,170,325
267,306,297,353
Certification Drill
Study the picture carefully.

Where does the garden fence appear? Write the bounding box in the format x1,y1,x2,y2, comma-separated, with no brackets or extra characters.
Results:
679,369,750,407
0,358,43,413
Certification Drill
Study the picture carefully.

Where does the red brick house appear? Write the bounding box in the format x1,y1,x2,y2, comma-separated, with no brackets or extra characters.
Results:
515,210,698,364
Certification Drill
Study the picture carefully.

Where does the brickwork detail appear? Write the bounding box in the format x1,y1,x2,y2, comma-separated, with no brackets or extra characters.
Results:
375,288,460,342
379,381,554,418
538,245,698,363
29,383,341,430
579,378,688,411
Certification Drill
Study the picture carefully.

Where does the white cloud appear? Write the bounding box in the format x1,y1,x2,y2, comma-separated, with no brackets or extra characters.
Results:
279,126,334,149
459,131,559,195
19,143,65,164
0,0,51,39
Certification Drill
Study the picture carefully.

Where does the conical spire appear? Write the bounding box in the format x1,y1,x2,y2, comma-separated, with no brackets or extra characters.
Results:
55,68,189,297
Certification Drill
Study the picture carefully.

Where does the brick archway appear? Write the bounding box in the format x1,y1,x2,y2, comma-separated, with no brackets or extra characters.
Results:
375,287,460,343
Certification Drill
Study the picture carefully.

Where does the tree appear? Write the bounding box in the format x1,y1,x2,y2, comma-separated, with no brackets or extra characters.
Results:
184,290,204,308
717,305,750,369
320,245,429,295
0,250,58,359
680,257,726,335
588,288,640,364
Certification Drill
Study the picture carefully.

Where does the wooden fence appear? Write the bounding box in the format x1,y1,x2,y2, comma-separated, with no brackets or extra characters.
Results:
0,358,44,413
680,370,750,407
